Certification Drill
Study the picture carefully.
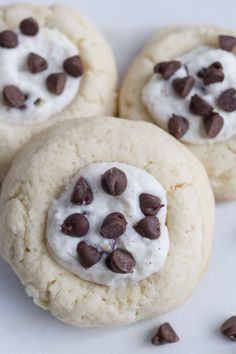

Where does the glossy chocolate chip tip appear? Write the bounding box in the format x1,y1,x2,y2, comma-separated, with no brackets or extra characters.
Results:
151,323,179,346
61,213,89,237
77,241,102,269
100,212,127,239
71,177,93,205
139,193,164,216
106,248,135,274
101,167,127,196
134,216,161,240
221,316,236,341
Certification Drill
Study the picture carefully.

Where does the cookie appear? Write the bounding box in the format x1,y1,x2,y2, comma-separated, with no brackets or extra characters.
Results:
0,3,117,182
119,26,236,200
0,116,214,327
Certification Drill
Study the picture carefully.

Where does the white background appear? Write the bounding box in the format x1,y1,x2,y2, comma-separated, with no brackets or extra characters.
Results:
1,0,236,353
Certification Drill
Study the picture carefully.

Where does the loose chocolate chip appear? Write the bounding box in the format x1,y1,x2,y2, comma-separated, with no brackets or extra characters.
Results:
77,241,101,269
0,30,18,48
134,216,160,240
101,167,127,196
189,94,213,116
28,53,48,74
151,323,179,346
168,114,189,139
46,73,67,95
63,55,83,77
106,248,135,274
100,212,127,239
221,316,236,341
61,213,89,237
20,17,39,36
172,76,195,98
204,112,224,138
202,62,224,85
219,35,236,52
154,60,181,80
3,85,26,108
71,177,93,205
218,88,236,112
139,193,164,216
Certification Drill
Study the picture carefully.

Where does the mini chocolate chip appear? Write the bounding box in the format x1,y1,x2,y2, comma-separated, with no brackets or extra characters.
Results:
189,94,213,116
202,62,224,85
100,212,127,239
151,323,180,346
3,85,26,108
154,60,181,80
61,213,89,237
106,248,135,274
71,177,93,205
0,30,18,48
219,35,236,52
139,193,164,216
63,55,83,77
134,216,160,240
77,241,101,269
172,76,195,98
101,167,127,196
168,114,189,139
46,73,67,95
204,112,224,138
20,17,39,36
218,88,236,112
28,53,48,74
221,316,236,341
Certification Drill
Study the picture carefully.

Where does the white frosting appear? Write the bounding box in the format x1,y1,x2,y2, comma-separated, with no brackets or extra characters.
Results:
0,28,80,124
47,162,169,287
142,46,236,144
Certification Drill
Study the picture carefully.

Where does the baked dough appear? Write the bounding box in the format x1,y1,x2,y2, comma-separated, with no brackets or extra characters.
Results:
119,26,236,200
0,3,117,182
0,116,214,327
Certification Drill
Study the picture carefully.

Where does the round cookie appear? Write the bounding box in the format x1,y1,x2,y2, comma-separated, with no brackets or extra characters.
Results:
119,26,236,200
0,3,117,182
0,116,214,327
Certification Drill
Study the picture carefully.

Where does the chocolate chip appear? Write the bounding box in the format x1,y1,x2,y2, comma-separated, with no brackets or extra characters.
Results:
221,316,236,341
219,35,236,52
0,30,18,48
189,94,213,116
61,213,89,237
100,212,127,239
28,53,48,74
63,55,83,77
202,62,224,85
77,241,101,269
106,249,135,274
172,76,195,98
139,193,164,216
3,85,26,108
101,167,127,196
197,68,207,79
151,323,179,346
168,114,189,139
134,216,160,240
20,17,39,36
46,73,67,95
71,177,93,205
154,60,181,80
204,112,224,138
218,88,236,112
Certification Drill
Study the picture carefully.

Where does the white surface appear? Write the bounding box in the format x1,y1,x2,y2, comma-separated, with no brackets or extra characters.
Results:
143,46,236,144
1,0,236,353
0,27,80,124
47,162,169,286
